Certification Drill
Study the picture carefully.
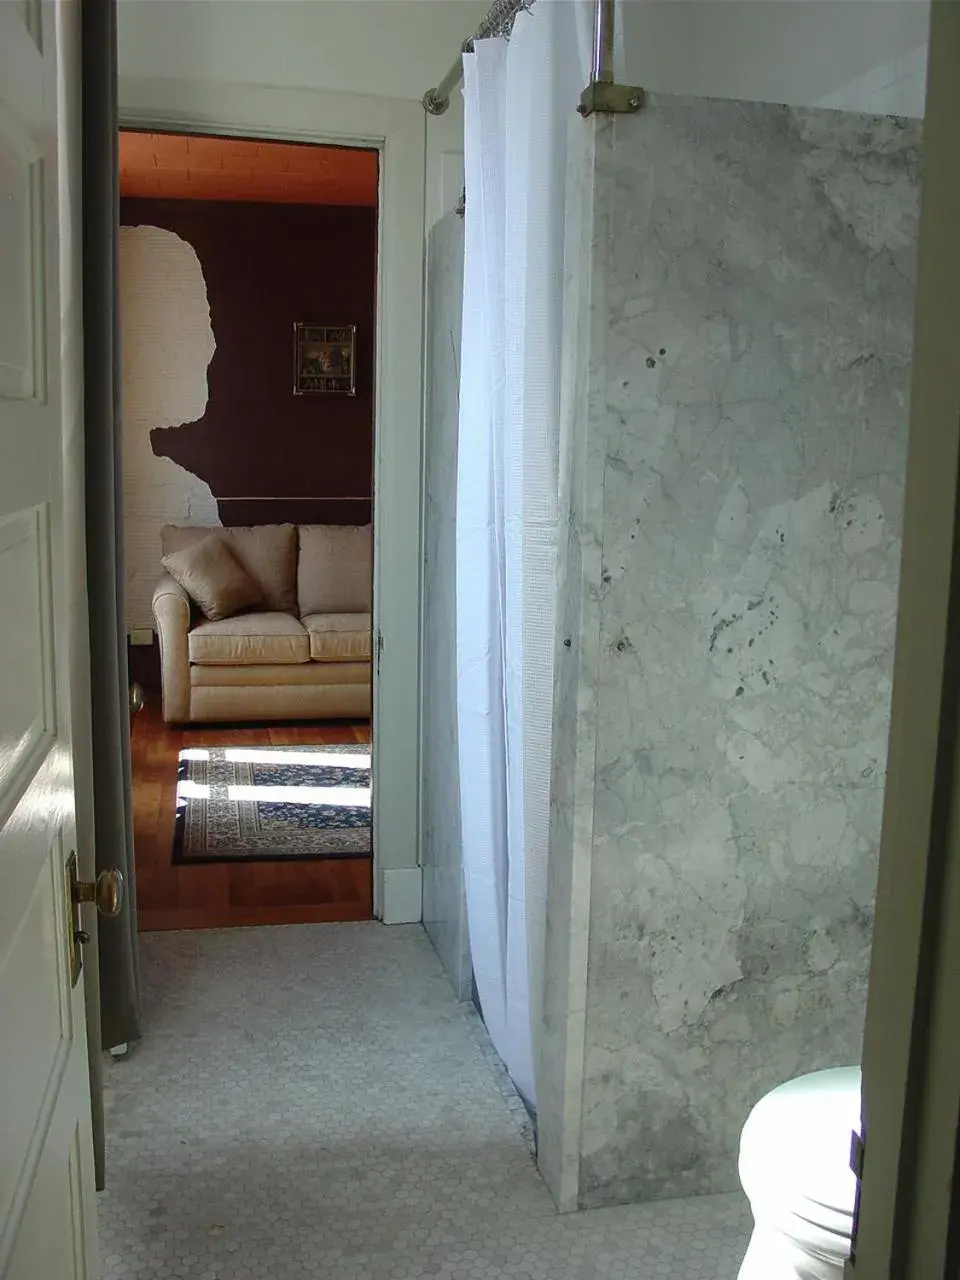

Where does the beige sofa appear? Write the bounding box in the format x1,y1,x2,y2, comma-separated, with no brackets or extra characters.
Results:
153,523,372,723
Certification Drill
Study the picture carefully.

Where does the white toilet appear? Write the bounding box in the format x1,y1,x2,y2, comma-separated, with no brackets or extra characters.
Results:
737,1066,861,1280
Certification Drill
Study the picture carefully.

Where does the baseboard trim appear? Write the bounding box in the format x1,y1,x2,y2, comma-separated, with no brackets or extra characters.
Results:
381,867,422,924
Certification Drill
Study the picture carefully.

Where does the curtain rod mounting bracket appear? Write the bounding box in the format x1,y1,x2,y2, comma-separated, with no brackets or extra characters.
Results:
579,0,644,117
421,0,533,115
423,89,450,116
578,83,645,117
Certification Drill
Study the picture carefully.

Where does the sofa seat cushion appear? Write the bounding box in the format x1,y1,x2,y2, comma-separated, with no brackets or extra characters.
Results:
188,612,309,666
161,524,298,614
191,661,370,687
302,613,372,662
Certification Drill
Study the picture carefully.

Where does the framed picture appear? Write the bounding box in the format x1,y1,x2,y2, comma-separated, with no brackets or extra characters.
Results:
293,323,357,395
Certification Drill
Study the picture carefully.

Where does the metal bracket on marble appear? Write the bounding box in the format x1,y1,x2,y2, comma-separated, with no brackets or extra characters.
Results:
577,82,645,117
578,0,644,118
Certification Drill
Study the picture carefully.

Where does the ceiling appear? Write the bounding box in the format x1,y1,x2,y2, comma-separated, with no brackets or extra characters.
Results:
119,132,379,206
117,1,490,104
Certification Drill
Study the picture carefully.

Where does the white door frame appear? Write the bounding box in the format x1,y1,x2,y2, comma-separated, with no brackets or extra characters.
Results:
849,1,960,1272
117,77,426,924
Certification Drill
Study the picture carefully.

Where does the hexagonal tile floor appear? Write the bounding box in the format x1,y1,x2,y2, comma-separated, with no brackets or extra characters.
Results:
98,924,751,1278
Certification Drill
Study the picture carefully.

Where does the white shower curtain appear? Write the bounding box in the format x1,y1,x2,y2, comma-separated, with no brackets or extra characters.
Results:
457,0,591,1107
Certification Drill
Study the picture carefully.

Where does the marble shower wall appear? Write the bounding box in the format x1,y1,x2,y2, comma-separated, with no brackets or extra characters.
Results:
421,212,472,1000
542,98,920,1209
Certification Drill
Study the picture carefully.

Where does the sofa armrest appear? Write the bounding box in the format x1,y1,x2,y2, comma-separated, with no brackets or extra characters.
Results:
153,574,191,722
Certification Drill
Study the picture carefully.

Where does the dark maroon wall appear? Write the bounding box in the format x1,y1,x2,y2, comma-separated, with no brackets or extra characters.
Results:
120,197,377,526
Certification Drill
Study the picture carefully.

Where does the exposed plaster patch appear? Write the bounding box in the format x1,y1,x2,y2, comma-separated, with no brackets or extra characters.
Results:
120,225,220,630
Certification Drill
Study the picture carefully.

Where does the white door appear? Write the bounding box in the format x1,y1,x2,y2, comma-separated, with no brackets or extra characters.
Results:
0,1,100,1277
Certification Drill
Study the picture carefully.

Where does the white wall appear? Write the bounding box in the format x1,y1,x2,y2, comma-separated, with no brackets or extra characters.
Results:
118,1,489,103
426,92,467,228
119,0,930,109
118,0,482,223
116,4,472,923
814,41,927,118
622,0,930,116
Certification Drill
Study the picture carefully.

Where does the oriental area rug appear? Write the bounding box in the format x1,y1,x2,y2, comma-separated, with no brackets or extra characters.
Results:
172,744,372,864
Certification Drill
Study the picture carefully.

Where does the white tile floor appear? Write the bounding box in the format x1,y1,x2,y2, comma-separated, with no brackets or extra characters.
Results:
99,924,751,1278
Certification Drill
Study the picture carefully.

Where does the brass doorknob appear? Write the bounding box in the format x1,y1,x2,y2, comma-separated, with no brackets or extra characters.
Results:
72,869,125,918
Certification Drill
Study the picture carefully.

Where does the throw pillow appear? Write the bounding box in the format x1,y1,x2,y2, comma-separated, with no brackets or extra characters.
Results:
162,534,264,621
159,523,298,613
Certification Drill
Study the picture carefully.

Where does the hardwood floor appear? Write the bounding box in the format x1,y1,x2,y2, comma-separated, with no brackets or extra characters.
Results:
131,696,373,932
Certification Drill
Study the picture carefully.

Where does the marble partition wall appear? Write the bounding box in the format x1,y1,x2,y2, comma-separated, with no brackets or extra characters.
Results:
421,212,472,1000
540,98,920,1209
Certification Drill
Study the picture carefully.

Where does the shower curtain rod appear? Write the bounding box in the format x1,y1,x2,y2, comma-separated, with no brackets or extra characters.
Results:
422,0,643,117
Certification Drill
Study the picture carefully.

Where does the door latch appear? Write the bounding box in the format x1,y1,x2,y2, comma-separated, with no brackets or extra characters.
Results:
849,1127,865,1266
64,852,125,987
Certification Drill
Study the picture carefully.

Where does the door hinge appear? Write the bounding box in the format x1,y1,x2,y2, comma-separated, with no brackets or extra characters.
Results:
849,1128,865,1266
375,628,383,675
851,1129,865,1178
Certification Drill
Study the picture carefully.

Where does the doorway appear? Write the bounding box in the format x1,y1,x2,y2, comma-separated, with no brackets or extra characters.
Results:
118,84,428,929
118,129,378,929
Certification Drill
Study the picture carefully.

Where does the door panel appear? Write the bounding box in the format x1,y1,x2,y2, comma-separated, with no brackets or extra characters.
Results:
7,1113,93,1280
0,128,43,403
0,0,98,1275
0,826,72,1227
0,508,55,809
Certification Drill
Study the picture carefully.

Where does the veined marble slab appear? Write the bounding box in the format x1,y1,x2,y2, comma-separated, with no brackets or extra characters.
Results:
421,212,472,1001
542,97,920,1207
